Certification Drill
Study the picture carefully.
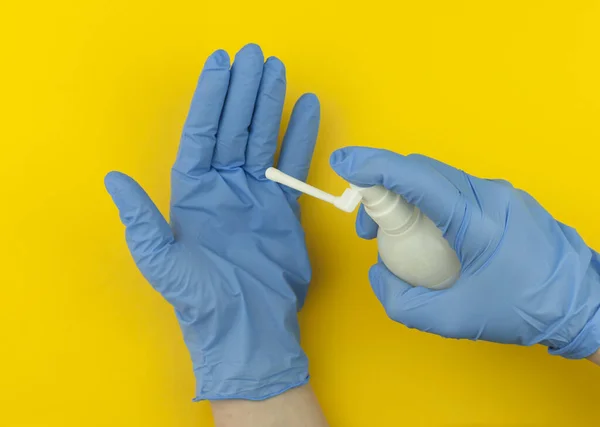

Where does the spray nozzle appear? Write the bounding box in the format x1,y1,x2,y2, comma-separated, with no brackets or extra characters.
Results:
265,167,362,213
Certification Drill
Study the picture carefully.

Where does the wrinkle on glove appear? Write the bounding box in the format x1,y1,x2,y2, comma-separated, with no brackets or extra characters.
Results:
331,146,600,359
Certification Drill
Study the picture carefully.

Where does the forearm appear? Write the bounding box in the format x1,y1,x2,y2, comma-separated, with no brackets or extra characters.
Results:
211,383,328,427
588,349,600,365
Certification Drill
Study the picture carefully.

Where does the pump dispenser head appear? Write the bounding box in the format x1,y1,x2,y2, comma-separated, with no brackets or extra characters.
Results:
265,168,413,229
348,184,387,205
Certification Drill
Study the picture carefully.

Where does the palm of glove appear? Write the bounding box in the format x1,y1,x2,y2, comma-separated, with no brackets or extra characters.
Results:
167,168,311,324
106,44,320,399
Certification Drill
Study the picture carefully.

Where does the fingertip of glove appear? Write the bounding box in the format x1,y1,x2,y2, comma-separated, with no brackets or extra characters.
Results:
239,42,262,54
369,262,421,309
356,206,378,240
104,171,124,195
356,225,376,240
104,171,140,203
205,49,231,70
235,43,265,64
295,93,320,115
329,148,348,167
298,92,319,104
368,263,385,302
264,56,286,74
329,149,353,181
329,146,376,172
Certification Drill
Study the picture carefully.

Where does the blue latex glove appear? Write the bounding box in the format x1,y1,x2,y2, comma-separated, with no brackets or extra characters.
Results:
331,146,600,359
105,44,320,400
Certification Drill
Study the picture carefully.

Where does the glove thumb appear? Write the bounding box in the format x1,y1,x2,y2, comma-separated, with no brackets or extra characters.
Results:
104,171,176,285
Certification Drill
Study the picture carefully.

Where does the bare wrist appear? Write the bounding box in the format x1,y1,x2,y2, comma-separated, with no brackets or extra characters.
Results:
588,349,600,365
210,383,328,427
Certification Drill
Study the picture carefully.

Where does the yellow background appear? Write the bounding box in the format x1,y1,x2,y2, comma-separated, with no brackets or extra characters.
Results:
2,1,600,425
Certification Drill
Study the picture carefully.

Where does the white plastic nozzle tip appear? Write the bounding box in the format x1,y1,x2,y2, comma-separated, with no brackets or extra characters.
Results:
265,167,363,213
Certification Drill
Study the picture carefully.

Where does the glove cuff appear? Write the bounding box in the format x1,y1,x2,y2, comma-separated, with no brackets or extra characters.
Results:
549,254,600,359
192,357,309,401
549,306,600,359
187,303,310,401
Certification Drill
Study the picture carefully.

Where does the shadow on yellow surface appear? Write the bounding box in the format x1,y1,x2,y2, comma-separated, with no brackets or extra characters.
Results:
1,1,600,425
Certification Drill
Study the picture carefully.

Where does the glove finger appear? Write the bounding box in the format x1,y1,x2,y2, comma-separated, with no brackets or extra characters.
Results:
369,262,428,317
408,154,472,194
174,49,231,176
356,205,378,239
105,171,179,293
244,57,286,177
277,93,320,197
370,262,472,339
330,146,462,231
213,43,265,169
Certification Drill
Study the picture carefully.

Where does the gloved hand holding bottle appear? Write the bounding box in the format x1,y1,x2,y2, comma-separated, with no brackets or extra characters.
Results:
331,146,600,360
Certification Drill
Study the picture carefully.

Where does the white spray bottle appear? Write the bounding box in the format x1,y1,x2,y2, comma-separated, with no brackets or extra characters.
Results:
266,167,461,290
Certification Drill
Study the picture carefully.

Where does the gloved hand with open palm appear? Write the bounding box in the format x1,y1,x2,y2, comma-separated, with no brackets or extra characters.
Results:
105,44,320,400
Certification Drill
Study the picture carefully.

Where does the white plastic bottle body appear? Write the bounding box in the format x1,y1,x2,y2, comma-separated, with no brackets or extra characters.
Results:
377,209,460,290
351,184,461,290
